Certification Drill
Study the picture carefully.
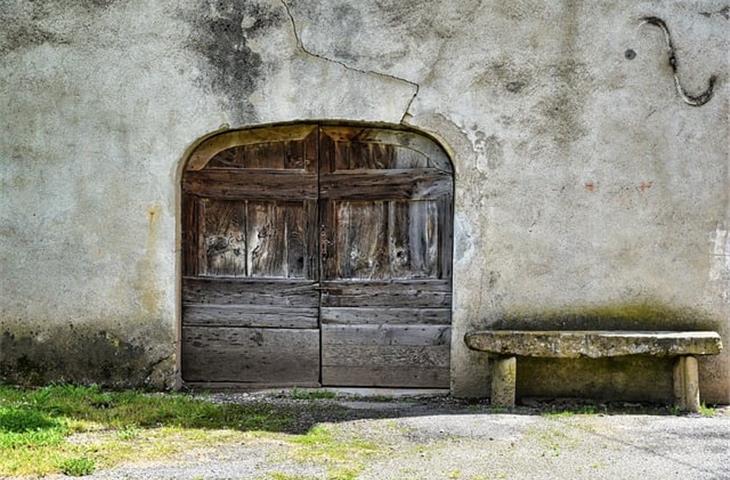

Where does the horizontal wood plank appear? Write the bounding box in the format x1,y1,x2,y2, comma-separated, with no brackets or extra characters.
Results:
182,327,320,383
320,170,452,200
322,324,451,346
183,277,319,306
183,170,317,200
322,344,449,368
183,305,318,328
320,280,451,307
321,366,449,388
187,125,317,171
319,127,452,174
320,307,450,325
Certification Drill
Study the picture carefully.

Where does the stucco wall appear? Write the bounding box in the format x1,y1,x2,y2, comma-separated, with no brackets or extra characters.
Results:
1,0,728,402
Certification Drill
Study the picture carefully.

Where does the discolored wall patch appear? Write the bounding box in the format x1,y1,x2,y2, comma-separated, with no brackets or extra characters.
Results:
185,0,285,123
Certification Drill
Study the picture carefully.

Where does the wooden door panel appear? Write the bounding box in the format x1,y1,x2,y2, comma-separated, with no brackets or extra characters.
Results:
320,307,450,325
390,200,439,278
321,324,450,387
320,169,451,200
182,327,319,385
319,126,453,388
319,280,451,307
332,201,389,280
321,366,449,387
246,201,308,278
183,277,319,307
182,126,319,386
182,169,318,200
183,125,453,388
183,304,318,329
200,199,247,277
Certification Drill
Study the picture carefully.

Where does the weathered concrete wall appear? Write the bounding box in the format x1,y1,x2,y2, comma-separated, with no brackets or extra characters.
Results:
1,0,728,402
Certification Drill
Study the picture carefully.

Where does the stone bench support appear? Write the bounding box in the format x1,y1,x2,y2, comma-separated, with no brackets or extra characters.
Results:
490,356,517,407
465,330,723,412
673,355,700,412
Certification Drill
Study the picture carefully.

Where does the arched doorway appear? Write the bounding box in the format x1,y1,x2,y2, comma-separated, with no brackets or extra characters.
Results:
181,124,454,388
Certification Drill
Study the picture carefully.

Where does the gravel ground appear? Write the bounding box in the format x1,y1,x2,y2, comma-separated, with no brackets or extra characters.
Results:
48,394,730,480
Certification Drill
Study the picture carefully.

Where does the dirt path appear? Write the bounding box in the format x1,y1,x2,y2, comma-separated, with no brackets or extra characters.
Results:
39,394,723,480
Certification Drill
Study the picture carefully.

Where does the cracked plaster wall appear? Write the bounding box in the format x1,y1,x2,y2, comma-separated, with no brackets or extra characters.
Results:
1,0,728,402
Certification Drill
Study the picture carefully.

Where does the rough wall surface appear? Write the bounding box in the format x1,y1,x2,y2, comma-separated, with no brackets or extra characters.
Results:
1,0,728,402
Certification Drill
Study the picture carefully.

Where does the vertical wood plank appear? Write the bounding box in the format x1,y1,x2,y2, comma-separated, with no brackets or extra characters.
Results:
334,141,350,171
371,143,394,169
305,200,319,281
197,198,208,276
247,201,286,277
349,142,372,169
335,201,389,279
284,140,304,169
182,195,199,276
201,199,247,276
388,200,439,278
285,203,306,278
439,194,453,279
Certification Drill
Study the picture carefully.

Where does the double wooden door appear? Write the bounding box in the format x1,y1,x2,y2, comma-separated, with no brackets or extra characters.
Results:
181,125,453,388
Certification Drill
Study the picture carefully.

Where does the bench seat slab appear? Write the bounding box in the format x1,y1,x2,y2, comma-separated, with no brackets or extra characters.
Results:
465,330,723,358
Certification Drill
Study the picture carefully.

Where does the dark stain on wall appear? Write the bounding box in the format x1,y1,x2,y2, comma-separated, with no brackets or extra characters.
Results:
187,0,285,123
0,321,172,388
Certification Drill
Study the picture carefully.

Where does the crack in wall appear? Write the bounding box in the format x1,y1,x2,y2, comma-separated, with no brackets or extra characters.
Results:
279,0,419,123
640,16,717,107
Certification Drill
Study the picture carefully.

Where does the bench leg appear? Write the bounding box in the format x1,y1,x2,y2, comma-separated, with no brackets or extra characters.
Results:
673,355,700,412
490,356,517,408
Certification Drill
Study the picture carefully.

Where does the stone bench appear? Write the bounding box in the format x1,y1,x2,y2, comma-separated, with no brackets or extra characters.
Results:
464,330,723,412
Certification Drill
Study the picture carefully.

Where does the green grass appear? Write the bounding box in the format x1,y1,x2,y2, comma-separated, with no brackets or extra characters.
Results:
58,457,96,476
0,384,389,479
290,388,337,400
541,405,598,418
291,425,379,479
698,403,717,417
0,384,301,476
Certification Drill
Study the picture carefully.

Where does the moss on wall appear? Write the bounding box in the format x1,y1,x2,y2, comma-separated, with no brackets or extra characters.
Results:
0,321,174,388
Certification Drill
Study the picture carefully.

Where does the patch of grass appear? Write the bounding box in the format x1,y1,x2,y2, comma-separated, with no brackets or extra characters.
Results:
699,403,717,417
115,424,141,440
291,388,337,400
542,405,598,418
291,425,380,479
0,384,301,476
58,456,95,476
269,472,318,480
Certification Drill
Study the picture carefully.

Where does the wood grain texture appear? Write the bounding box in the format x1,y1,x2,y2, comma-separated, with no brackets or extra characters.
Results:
187,125,316,171
320,280,451,307
320,307,450,325
321,324,450,387
201,199,247,276
320,170,451,200
320,127,452,173
183,170,317,200
183,277,319,306
321,366,449,387
182,124,454,389
183,305,318,329
389,200,439,278
322,324,451,346
182,326,320,383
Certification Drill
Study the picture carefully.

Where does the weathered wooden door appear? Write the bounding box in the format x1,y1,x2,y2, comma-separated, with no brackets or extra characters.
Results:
181,125,453,388
181,125,321,386
319,127,453,387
